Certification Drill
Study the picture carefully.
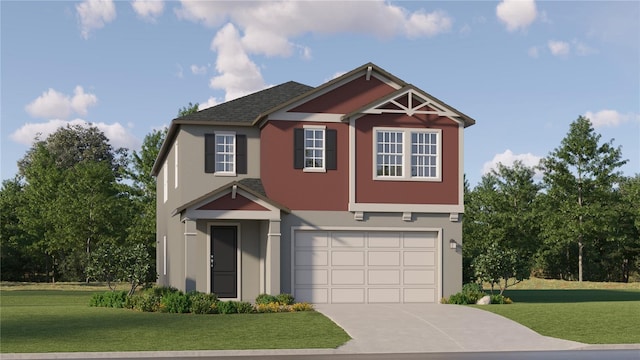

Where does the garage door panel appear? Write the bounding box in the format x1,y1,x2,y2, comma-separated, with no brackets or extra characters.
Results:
404,270,435,285
332,270,365,285
404,232,436,248
332,251,365,266
331,232,365,248
332,288,365,303
404,288,436,303
295,232,328,248
296,269,328,285
297,288,328,304
369,251,400,266
404,251,435,266
368,288,401,303
368,269,401,285
296,250,328,266
368,232,401,248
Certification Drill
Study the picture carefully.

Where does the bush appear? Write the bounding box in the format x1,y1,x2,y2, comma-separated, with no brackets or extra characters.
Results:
189,293,219,314
160,290,191,313
276,293,295,305
125,293,160,312
490,294,513,304
441,283,486,305
236,301,254,314
89,291,127,308
291,302,314,312
255,294,278,305
255,302,285,313
217,300,239,314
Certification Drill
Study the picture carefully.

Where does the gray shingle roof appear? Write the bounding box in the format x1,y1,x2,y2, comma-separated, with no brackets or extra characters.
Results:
175,81,313,124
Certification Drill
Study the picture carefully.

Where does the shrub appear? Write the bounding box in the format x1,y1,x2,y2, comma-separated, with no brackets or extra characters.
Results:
89,291,127,308
255,294,278,305
490,294,513,304
291,302,314,312
217,301,239,314
152,286,180,298
160,290,191,313
126,293,161,312
441,283,486,305
275,293,295,305
236,301,254,314
255,302,286,313
189,293,219,314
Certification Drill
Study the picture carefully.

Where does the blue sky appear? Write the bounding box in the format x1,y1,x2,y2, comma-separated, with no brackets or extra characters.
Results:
2,1,638,187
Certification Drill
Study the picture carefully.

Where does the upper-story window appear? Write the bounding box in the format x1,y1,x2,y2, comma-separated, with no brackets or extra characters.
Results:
205,132,247,175
374,127,441,181
294,127,337,171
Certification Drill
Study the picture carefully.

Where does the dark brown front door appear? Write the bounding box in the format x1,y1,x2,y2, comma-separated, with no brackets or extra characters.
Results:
210,226,237,298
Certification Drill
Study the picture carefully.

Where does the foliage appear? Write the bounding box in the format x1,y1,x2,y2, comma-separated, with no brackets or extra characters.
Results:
189,292,218,314
473,242,530,295
441,283,488,305
159,290,191,313
290,302,314,312
87,242,154,296
275,293,295,305
254,302,288,313
125,293,160,312
489,294,512,304
255,293,278,305
216,300,239,314
89,291,128,308
236,301,254,314
177,102,199,117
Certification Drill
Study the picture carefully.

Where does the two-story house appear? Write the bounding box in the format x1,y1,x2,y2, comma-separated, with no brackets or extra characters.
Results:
152,62,476,304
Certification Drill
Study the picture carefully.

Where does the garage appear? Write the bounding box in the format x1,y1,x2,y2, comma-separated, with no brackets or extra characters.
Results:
293,230,440,304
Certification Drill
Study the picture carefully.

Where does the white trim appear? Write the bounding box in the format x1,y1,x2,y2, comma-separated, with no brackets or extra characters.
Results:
207,222,242,301
372,127,442,182
290,226,443,303
163,161,168,203
302,125,326,172
362,88,459,120
458,122,465,213
183,188,283,221
267,112,343,123
163,235,167,276
349,203,464,213
174,141,178,189
214,131,236,176
349,117,357,209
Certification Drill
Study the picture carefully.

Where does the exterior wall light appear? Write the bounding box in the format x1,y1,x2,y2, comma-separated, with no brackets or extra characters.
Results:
449,239,457,250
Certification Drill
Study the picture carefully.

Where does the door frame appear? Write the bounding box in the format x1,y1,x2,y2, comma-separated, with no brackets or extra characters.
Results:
207,222,242,300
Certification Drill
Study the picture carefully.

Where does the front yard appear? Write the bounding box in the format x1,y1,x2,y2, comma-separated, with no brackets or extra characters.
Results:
0,286,350,353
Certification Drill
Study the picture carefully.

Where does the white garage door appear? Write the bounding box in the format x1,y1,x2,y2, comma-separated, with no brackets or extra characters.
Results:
293,230,439,304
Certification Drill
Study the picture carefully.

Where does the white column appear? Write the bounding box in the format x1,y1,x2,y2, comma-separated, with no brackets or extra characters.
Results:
265,219,281,295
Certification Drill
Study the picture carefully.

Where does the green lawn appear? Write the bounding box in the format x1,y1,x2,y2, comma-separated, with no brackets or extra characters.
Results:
474,286,640,344
0,289,350,353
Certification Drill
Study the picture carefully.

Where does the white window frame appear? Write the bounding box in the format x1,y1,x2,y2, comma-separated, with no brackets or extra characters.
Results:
214,132,236,176
303,125,326,173
373,127,441,182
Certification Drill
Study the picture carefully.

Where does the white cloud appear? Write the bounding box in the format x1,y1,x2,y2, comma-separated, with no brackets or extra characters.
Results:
548,40,570,56
198,97,219,110
496,0,537,32
76,0,116,39
131,0,164,22
176,1,453,102
528,46,539,58
584,110,640,128
482,149,542,175
25,86,98,119
190,64,208,75
10,119,139,150
573,40,596,56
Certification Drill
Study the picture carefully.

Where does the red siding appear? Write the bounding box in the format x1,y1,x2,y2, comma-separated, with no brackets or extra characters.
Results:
355,113,459,205
197,193,268,211
261,121,349,210
291,75,397,114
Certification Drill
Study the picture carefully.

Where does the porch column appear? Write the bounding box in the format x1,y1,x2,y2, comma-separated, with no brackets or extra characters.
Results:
265,219,281,295
183,218,198,292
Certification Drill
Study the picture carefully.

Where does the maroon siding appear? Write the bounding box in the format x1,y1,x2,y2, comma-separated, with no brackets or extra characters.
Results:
261,121,349,210
355,113,459,205
291,75,396,113
197,193,269,211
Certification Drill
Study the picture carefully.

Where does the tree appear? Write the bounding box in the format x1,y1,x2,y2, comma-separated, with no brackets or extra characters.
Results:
87,242,153,295
538,116,627,282
177,102,199,117
16,124,129,281
473,242,529,295
463,161,541,286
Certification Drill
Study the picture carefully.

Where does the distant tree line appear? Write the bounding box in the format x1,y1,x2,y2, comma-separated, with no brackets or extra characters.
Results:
0,104,197,282
464,116,640,288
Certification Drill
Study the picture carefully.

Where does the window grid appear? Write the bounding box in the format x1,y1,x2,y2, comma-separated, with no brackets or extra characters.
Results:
215,134,235,173
376,130,403,177
411,132,438,178
304,129,324,169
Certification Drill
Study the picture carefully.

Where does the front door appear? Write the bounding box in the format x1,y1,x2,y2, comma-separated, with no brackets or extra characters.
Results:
210,226,237,298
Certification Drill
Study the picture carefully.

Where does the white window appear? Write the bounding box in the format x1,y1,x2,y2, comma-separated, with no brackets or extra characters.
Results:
374,128,441,181
304,126,325,171
215,133,235,175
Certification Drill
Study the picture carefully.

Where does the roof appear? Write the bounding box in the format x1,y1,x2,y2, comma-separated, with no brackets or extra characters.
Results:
172,179,290,216
152,81,313,175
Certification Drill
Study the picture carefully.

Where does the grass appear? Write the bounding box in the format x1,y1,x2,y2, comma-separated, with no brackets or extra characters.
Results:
0,285,350,353
473,278,640,344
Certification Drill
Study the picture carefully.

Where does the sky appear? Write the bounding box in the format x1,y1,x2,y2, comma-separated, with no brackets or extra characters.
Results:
1,0,639,187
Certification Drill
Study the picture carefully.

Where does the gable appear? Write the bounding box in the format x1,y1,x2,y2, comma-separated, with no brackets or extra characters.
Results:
197,193,268,211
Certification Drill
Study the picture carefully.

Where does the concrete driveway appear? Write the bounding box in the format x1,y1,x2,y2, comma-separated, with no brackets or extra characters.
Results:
315,304,585,353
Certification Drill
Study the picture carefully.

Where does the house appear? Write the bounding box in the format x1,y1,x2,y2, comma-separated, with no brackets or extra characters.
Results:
151,63,476,304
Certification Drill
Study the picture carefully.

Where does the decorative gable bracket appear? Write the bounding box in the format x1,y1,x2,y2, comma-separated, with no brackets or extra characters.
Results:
361,88,459,119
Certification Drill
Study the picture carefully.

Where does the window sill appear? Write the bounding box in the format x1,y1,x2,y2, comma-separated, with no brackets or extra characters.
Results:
214,172,237,177
303,168,327,173
373,176,442,182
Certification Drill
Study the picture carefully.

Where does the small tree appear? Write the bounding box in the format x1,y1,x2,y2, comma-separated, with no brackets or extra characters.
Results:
87,243,154,296
473,242,529,295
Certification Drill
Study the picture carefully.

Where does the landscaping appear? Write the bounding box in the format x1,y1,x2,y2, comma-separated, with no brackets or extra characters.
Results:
0,284,350,353
472,278,640,344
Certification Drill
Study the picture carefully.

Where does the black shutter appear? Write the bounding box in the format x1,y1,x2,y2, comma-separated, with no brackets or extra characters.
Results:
326,129,337,170
205,134,216,173
236,134,247,174
293,128,304,169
